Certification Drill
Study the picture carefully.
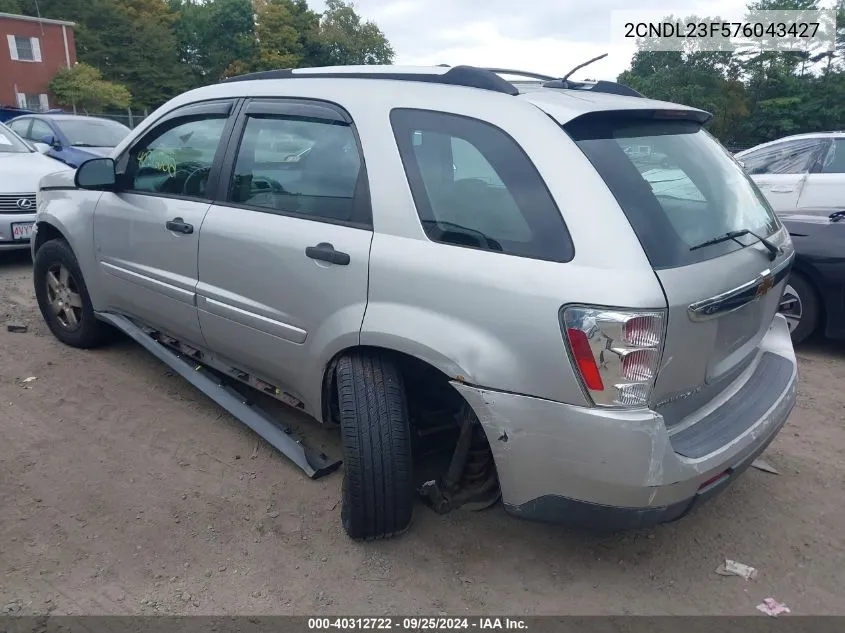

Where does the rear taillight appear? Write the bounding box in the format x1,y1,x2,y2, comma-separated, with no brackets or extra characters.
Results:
561,307,666,408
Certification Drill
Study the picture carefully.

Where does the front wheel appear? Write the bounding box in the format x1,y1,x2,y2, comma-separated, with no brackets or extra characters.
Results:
336,351,414,540
33,239,109,348
779,272,818,344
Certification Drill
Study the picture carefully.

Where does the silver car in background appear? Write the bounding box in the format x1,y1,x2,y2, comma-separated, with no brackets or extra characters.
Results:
30,65,797,540
0,122,70,251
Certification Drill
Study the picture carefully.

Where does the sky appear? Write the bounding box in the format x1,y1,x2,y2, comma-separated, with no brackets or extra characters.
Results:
312,0,754,80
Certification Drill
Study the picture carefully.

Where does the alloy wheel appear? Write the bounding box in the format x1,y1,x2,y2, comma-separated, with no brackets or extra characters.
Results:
45,263,83,331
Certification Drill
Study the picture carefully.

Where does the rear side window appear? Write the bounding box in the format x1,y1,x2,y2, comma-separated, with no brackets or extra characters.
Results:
741,138,825,175
567,115,780,270
391,108,573,262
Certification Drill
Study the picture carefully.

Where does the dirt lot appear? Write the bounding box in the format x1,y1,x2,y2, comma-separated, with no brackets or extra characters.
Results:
1,249,844,616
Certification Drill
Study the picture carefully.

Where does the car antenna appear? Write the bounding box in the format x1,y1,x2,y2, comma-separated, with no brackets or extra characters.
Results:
559,53,608,86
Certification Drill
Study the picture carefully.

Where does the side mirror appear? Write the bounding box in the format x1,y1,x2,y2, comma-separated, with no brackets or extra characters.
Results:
74,157,116,190
32,142,51,154
40,134,62,150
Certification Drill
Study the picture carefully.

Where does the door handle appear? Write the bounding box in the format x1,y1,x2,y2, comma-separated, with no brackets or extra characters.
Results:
769,186,794,193
166,217,194,234
305,242,350,265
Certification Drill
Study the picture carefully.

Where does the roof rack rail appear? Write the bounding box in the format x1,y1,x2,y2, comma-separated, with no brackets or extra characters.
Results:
483,68,556,81
220,65,519,96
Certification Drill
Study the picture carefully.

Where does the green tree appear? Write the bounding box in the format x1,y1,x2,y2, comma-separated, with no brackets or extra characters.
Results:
18,0,187,109
115,0,190,107
0,0,22,13
207,0,257,79
254,0,323,69
16,0,396,99
49,62,131,111
316,0,393,66
168,0,212,86
253,0,305,70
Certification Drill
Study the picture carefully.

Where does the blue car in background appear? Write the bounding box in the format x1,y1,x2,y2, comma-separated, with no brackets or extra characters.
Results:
6,114,131,168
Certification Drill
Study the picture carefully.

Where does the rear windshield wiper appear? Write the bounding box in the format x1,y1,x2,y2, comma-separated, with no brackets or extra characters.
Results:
690,229,780,261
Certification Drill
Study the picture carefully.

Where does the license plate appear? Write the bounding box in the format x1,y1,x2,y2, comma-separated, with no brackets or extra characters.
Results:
12,222,34,240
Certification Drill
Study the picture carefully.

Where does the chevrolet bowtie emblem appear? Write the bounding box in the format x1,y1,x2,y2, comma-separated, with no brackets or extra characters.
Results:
755,274,774,298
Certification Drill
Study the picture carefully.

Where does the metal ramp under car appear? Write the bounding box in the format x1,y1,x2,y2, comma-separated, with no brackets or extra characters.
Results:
98,312,341,480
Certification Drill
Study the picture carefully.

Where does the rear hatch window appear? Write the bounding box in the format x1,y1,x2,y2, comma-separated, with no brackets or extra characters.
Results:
565,115,780,270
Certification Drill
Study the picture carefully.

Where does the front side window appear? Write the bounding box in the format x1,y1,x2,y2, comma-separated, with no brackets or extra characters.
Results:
29,119,53,143
391,108,573,262
568,116,780,269
741,138,824,175
117,116,227,199
228,115,365,224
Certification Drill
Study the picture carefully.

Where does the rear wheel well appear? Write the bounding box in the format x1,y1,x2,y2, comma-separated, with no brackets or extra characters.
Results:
324,345,499,517
323,346,467,430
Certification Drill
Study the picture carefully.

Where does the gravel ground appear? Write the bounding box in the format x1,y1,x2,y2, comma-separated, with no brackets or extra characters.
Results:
1,250,844,616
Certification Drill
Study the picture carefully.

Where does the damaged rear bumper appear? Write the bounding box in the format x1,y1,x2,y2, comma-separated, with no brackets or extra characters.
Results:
450,315,797,531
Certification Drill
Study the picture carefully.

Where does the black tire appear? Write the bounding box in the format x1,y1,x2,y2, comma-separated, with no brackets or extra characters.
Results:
781,272,819,345
336,351,414,540
33,239,108,348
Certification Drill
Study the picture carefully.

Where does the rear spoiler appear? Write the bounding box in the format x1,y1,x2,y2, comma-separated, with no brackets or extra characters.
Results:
564,107,713,127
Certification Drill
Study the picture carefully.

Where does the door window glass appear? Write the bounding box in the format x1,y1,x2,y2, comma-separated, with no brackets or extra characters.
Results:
118,116,227,199
741,138,823,175
29,119,53,143
7,118,30,138
390,108,573,262
228,115,365,224
820,139,845,174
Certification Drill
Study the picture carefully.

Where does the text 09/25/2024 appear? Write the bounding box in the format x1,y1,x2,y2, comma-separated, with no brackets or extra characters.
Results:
307,618,528,631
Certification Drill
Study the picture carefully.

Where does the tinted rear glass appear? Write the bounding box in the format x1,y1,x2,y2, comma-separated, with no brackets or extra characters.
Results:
392,108,573,262
566,116,780,270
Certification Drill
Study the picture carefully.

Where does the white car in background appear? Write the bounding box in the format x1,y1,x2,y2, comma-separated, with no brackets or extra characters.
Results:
0,122,71,252
736,132,845,212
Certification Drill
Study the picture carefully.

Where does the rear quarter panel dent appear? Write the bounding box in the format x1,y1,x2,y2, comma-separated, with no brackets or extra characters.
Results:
451,382,675,507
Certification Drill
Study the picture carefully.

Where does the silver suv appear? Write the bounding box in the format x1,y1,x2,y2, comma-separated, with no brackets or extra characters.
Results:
31,65,797,540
